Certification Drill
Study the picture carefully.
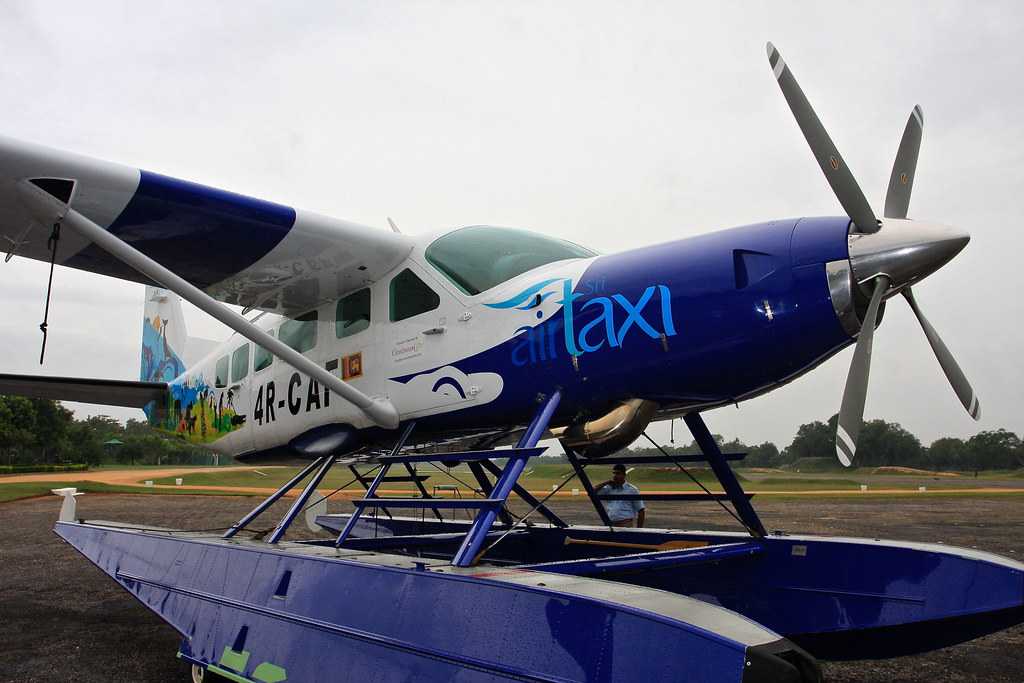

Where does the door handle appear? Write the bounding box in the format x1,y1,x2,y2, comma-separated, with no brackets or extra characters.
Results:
422,327,446,335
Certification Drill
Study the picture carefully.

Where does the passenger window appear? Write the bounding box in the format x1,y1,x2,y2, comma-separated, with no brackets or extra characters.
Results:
254,331,274,373
390,269,440,322
279,311,318,353
230,344,250,383
336,288,371,339
215,356,229,388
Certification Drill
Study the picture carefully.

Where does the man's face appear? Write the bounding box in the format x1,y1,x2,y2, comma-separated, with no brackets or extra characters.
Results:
612,468,626,485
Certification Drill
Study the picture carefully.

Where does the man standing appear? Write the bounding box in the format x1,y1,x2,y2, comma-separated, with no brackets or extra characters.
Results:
595,463,646,527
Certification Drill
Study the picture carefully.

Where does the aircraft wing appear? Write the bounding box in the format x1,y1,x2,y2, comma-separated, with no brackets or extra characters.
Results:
0,373,167,408
0,135,414,315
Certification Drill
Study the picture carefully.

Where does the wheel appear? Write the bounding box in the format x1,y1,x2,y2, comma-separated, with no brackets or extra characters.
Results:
191,663,229,682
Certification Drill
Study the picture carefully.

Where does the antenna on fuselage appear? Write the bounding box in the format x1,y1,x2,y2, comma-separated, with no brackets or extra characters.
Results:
387,217,401,234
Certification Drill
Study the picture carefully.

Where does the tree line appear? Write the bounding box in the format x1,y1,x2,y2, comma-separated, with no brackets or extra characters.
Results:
627,415,1023,472
0,396,219,468
2,395,1021,472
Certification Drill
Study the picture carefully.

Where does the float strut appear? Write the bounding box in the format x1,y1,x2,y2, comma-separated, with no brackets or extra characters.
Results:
268,454,337,544
222,457,325,539
479,458,568,528
684,412,766,537
335,421,417,547
564,447,613,527
452,389,562,567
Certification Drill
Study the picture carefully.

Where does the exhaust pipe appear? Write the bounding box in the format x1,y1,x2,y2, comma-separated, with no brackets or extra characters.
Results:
552,399,658,459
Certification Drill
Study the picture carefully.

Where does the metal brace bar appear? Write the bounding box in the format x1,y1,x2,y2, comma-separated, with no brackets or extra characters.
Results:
222,457,325,539
405,462,443,521
349,464,392,519
452,389,562,567
479,458,568,528
336,461,391,545
564,447,613,527
268,455,337,544
335,421,417,546
684,413,766,537
468,461,514,527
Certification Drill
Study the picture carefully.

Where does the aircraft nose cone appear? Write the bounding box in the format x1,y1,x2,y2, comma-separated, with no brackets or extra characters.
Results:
848,219,969,291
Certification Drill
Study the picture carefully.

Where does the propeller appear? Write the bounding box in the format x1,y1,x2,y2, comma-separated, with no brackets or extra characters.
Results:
835,274,889,466
766,43,878,235
766,43,980,467
902,288,980,420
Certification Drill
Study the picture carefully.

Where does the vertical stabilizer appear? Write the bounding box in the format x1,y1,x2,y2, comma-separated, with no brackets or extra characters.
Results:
141,286,187,383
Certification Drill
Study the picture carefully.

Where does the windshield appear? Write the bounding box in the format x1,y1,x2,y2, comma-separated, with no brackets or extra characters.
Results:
425,226,596,295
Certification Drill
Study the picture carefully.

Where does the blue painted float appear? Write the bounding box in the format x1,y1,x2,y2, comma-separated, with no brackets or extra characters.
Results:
55,520,818,682
52,429,1024,682
316,514,1024,660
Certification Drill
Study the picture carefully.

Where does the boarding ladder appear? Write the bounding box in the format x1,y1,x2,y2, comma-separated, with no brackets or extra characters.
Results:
335,389,566,566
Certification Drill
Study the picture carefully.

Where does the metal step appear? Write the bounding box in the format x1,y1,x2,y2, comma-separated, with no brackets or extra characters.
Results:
354,475,431,483
375,447,546,465
353,497,504,509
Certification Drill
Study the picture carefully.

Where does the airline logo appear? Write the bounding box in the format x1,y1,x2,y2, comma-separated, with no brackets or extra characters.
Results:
486,278,677,367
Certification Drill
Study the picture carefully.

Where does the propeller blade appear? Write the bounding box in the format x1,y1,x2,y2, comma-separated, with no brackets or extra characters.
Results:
766,42,879,234
884,106,924,219
902,287,981,420
835,275,891,466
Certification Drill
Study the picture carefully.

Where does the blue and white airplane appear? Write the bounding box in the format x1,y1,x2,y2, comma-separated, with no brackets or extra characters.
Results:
1,43,1009,683
0,42,978,468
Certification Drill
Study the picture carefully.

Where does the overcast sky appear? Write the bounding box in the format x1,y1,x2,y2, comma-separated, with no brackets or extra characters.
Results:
0,1,1021,451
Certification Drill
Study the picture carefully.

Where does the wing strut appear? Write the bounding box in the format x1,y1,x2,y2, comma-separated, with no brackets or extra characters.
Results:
16,181,400,430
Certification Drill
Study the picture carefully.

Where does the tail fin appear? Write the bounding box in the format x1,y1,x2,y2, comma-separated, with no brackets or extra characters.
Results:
141,286,188,382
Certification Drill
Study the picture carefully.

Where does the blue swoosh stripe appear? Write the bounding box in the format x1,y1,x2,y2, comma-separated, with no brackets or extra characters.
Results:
484,278,565,309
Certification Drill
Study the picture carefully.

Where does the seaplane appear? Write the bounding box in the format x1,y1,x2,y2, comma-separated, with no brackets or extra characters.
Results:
0,44,1019,682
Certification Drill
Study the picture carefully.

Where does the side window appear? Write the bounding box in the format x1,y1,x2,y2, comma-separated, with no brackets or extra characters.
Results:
337,288,371,339
215,356,229,388
230,344,250,383
390,269,440,322
254,331,274,373
279,311,318,353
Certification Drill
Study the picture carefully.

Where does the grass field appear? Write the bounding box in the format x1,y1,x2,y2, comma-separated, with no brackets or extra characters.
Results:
4,461,1020,506
145,462,744,492
150,462,1024,494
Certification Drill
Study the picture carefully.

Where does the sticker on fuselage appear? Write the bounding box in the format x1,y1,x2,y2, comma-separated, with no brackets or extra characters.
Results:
253,372,331,425
485,277,678,367
391,335,423,364
342,352,363,380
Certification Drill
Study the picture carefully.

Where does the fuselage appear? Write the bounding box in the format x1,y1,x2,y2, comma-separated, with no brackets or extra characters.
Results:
148,216,857,459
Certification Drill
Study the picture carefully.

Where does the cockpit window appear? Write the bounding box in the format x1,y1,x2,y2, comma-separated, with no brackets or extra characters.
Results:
425,226,596,295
